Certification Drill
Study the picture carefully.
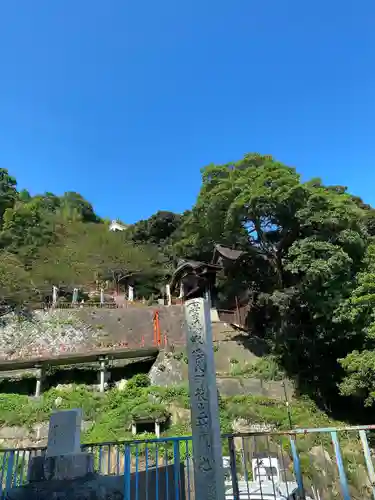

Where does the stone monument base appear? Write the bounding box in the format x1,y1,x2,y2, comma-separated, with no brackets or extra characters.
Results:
28,452,94,482
4,474,124,500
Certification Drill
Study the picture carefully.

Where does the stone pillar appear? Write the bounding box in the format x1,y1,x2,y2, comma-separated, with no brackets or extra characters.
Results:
72,288,79,305
131,422,137,436
166,284,172,306
52,286,58,307
128,285,134,302
98,357,108,393
35,364,44,398
184,298,225,500
155,421,160,438
100,288,105,306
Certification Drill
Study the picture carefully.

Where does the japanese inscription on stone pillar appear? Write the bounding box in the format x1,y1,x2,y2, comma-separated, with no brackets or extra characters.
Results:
184,297,225,500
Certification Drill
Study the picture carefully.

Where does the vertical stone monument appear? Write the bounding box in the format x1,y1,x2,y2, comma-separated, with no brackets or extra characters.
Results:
5,410,126,499
72,288,79,305
128,285,134,302
34,364,44,398
52,286,58,307
166,284,172,306
184,297,225,500
28,409,94,482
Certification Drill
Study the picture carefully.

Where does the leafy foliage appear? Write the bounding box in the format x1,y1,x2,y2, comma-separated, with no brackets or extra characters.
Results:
0,379,338,437
0,252,34,314
336,245,375,406
0,171,168,304
174,153,369,410
0,169,17,224
127,211,182,246
230,356,285,380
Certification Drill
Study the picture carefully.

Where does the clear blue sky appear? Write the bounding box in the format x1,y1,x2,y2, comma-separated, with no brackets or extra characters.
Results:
0,1,374,223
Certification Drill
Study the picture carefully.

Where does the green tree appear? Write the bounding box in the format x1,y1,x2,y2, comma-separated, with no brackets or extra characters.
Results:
336,245,375,406
176,153,368,407
59,192,100,223
0,200,56,264
31,222,166,297
0,252,34,314
128,211,182,245
0,169,17,224
18,189,31,203
32,192,61,213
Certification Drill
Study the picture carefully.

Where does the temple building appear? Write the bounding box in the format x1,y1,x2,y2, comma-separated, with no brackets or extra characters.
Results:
169,259,222,302
169,244,250,326
211,244,246,269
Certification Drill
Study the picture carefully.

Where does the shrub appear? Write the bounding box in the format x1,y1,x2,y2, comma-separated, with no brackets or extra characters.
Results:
126,374,150,390
230,356,285,380
131,402,169,421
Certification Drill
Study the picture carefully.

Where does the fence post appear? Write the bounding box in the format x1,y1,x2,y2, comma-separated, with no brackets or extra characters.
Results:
173,440,180,500
4,450,15,495
331,431,351,500
123,444,131,500
289,437,305,499
228,436,240,500
359,430,375,500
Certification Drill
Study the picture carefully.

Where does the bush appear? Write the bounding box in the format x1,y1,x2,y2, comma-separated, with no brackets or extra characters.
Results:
131,402,169,421
126,374,150,390
230,356,285,380
0,394,45,426
42,385,102,420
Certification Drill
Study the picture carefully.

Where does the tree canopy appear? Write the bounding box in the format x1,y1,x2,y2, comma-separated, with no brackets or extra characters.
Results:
173,153,372,412
0,173,168,303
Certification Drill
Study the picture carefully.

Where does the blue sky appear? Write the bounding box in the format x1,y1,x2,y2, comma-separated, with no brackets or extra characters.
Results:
0,1,374,223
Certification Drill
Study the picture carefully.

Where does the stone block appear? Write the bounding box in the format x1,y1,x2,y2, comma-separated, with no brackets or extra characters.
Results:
32,423,49,440
46,409,82,456
241,378,265,395
216,377,244,396
28,453,94,482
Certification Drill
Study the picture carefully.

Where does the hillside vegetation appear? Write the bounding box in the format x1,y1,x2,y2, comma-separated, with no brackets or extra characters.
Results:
0,375,339,443
2,153,375,417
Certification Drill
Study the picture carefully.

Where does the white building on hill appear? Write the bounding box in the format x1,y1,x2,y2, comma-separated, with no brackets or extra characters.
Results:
109,220,127,232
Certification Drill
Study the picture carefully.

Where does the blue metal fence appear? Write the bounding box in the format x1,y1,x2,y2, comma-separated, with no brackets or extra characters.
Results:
1,425,375,498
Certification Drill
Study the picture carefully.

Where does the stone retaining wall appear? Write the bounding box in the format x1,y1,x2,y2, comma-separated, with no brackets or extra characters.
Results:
0,421,92,449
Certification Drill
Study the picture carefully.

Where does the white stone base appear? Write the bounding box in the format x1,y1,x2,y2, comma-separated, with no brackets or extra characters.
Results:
28,453,94,482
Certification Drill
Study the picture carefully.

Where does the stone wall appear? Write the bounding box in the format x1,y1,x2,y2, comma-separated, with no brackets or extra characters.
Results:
0,305,186,360
216,376,293,400
149,351,293,401
0,421,92,449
